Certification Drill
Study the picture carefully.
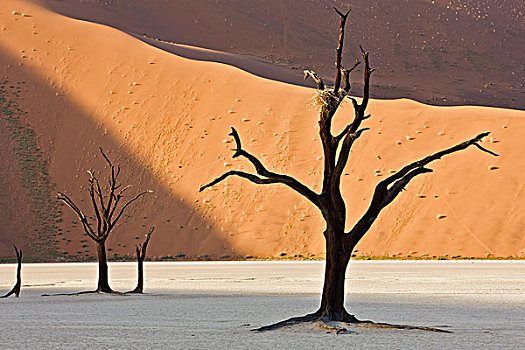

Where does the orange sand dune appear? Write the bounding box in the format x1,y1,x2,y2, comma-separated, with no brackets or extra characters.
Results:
0,0,524,260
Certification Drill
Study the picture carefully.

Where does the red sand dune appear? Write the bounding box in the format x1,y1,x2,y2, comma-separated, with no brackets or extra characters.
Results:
0,0,524,260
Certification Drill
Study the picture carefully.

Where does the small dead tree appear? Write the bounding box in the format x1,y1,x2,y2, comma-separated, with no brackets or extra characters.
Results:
57,148,152,294
1,246,22,298
200,8,497,332
127,226,154,294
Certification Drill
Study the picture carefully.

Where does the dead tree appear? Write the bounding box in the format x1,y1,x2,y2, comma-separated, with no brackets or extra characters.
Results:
1,246,22,298
200,8,497,332
127,226,154,294
56,148,152,294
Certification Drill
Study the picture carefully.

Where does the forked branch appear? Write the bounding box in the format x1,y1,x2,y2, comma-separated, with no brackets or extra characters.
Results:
348,132,498,244
381,132,495,187
137,226,154,260
200,127,320,207
341,59,361,93
328,47,374,188
333,127,370,182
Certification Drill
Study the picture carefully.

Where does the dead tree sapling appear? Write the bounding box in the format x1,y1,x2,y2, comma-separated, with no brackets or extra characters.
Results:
55,147,152,294
127,226,154,294
200,8,498,332
1,246,22,298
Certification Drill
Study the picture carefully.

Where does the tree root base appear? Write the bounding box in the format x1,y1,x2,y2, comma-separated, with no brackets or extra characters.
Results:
1,286,20,298
41,290,124,297
125,289,144,294
252,313,452,334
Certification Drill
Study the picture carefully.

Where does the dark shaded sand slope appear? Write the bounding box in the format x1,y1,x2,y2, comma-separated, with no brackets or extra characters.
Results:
36,0,525,110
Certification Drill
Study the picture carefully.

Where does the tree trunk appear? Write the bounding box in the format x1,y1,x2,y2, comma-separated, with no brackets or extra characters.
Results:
317,228,356,321
14,255,21,297
96,241,112,293
1,246,22,298
130,254,144,293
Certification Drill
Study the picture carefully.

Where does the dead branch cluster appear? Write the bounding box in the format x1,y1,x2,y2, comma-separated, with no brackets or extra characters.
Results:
200,8,496,243
57,147,152,245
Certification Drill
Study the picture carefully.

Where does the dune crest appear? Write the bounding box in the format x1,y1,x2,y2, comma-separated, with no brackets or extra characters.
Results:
34,0,525,110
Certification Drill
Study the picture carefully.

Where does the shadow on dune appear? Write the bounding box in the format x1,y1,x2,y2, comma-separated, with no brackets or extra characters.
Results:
35,0,525,110
0,47,234,261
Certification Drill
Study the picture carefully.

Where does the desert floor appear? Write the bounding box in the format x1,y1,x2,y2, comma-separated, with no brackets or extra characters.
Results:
1,261,523,349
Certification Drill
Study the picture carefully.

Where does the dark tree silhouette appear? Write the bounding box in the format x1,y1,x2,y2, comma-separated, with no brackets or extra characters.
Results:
1,246,22,298
127,226,154,294
200,8,497,332
55,147,151,294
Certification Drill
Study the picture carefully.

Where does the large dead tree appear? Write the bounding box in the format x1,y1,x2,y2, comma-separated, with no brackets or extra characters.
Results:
127,226,154,294
57,148,152,294
200,8,497,332
1,246,22,298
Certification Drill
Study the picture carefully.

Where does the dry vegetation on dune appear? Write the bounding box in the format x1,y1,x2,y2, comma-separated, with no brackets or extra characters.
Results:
0,78,58,260
0,0,524,261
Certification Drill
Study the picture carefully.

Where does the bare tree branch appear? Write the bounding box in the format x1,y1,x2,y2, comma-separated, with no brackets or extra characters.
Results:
348,132,497,244
201,128,321,207
108,190,152,234
90,173,106,215
127,226,155,294
304,70,325,90
333,8,351,94
200,170,281,192
87,175,103,235
474,142,499,156
380,167,434,209
358,46,375,114
382,132,496,188
103,151,118,218
341,59,361,93
136,226,155,261
140,226,154,257
57,191,98,241
99,146,112,166
333,128,369,182
330,53,373,187
136,226,154,260
334,124,353,142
